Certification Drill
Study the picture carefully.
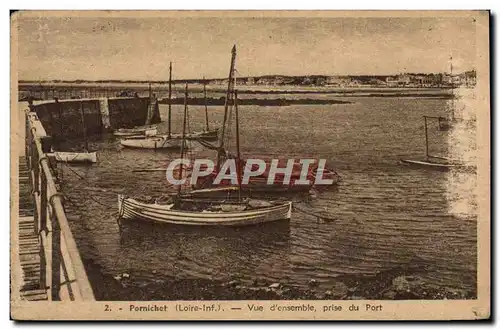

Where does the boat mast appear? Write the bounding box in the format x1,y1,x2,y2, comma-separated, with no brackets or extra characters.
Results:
177,83,188,198
203,77,209,131
168,62,173,138
450,56,455,120
145,82,152,125
79,101,89,152
217,45,237,171
424,116,429,159
234,89,242,201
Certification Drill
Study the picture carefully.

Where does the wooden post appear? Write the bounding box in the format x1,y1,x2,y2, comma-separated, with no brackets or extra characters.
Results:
50,209,61,300
38,172,47,290
79,102,89,152
56,98,64,140
168,62,172,138
39,237,47,290
39,171,47,233
203,77,209,131
424,116,429,159
32,143,40,194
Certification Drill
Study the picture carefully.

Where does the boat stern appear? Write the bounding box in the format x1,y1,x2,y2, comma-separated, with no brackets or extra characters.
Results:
89,152,98,163
286,201,293,219
117,194,125,216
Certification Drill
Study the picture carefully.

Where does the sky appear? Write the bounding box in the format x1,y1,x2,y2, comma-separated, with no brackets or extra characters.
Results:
15,13,477,80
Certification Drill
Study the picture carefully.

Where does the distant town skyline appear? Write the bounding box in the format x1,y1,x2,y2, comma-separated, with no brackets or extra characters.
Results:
15,13,477,81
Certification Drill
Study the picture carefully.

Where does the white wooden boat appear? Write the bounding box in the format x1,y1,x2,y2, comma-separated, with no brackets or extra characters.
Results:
399,115,478,172
171,128,219,141
113,126,158,137
117,194,292,227
400,158,475,172
119,135,185,149
49,151,97,164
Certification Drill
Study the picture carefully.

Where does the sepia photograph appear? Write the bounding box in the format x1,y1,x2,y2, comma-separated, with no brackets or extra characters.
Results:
10,10,490,320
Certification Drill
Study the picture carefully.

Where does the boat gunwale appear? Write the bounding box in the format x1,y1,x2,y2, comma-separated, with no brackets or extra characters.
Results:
121,195,292,218
121,205,290,224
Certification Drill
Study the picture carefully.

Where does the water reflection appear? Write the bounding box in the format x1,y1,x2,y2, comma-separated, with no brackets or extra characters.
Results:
117,220,291,282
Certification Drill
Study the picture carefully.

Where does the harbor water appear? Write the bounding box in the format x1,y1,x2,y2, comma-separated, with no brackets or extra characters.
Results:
59,95,477,299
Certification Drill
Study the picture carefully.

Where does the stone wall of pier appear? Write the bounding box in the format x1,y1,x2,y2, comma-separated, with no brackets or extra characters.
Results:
30,97,161,141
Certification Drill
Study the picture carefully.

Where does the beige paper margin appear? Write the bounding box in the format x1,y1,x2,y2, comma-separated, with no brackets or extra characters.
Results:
9,10,490,321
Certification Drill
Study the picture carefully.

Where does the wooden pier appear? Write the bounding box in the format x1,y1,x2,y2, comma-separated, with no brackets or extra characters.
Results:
18,157,48,301
13,109,96,302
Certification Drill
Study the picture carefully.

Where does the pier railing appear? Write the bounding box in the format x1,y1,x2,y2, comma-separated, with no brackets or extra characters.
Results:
25,111,95,301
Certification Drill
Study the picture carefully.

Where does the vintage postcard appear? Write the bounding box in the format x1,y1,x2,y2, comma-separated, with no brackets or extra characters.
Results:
10,10,490,320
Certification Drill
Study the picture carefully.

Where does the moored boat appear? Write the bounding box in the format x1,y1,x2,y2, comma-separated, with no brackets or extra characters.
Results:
113,126,158,137
117,194,292,227
50,101,98,164
50,151,97,164
120,135,185,149
400,115,477,172
175,128,219,141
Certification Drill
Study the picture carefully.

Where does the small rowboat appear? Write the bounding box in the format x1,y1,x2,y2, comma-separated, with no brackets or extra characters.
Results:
49,151,97,164
119,135,185,149
113,126,158,137
178,128,219,141
117,194,292,227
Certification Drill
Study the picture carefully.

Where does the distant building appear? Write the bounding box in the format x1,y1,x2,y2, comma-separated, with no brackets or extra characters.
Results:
397,74,411,86
385,76,398,87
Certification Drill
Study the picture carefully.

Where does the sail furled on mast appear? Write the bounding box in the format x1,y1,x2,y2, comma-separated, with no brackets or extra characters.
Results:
216,45,237,170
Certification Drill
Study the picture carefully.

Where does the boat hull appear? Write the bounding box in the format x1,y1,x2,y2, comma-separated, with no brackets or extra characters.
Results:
117,195,292,227
50,152,97,164
120,136,184,149
113,126,158,137
171,129,219,141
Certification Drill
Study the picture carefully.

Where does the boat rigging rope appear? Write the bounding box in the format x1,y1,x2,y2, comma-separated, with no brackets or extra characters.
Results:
57,161,121,208
292,203,338,223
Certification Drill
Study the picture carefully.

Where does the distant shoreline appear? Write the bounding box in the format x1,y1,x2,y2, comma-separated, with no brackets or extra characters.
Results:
158,97,353,106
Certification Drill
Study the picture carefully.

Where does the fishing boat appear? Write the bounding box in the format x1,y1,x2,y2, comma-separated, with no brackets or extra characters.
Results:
50,151,97,163
117,194,292,227
170,128,219,141
52,101,98,164
193,159,339,194
114,83,159,137
191,73,338,194
117,46,293,227
119,63,195,149
400,115,475,172
197,77,220,141
113,125,158,137
120,135,185,149
159,76,219,142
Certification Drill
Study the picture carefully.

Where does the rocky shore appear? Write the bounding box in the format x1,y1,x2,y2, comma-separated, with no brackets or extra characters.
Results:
85,261,475,301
